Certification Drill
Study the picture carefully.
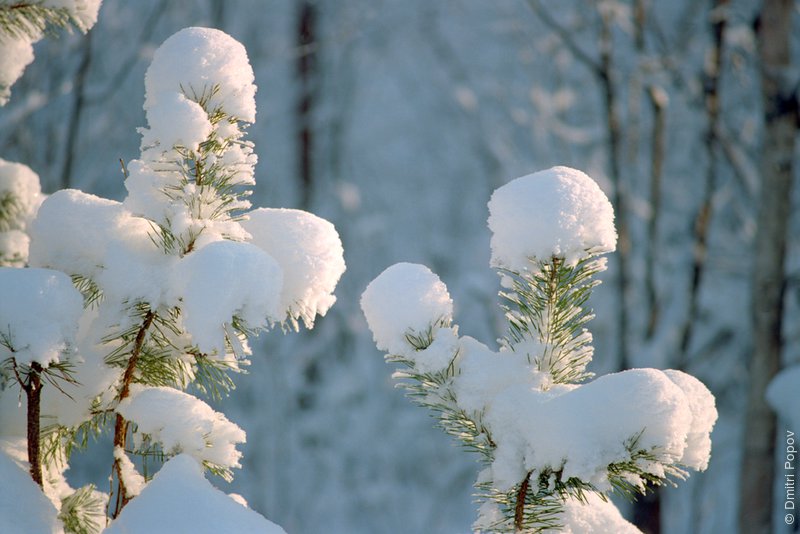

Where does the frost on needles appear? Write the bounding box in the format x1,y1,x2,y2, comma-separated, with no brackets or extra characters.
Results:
361,166,718,533
0,27,345,534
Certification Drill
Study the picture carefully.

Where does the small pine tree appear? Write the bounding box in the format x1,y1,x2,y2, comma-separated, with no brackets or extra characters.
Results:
361,166,717,532
1,27,345,533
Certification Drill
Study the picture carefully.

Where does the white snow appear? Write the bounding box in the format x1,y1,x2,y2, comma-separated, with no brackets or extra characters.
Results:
28,189,173,307
0,230,30,267
114,446,146,497
104,454,286,534
171,240,283,356
117,385,246,471
139,91,213,154
0,449,63,534
0,159,43,230
42,0,103,31
243,208,346,329
487,166,617,273
766,364,800,431
408,326,460,374
664,369,717,470
0,267,83,366
468,368,715,491
361,262,454,355
0,35,36,106
29,190,139,278
144,27,256,123
554,492,641,534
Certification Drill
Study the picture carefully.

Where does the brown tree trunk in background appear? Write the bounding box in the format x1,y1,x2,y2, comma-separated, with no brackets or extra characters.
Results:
739,1,797,533
296,0,317,210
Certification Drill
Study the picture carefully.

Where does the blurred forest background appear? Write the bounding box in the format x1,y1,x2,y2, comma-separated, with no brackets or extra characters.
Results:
2,0,798,532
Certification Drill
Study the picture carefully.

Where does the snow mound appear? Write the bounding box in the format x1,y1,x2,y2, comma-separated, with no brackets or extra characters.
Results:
361,262,453,355
487,166,616,272
0,268,83,366
243,208,346,329
0,450,63,534
104,454,285,534
117,386,246,470
555,492,641,533
144,27,256,122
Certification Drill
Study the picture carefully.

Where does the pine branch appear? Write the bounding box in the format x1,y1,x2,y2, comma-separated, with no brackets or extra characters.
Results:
514,471,533,530
0,190,25,231
499,256,605,384
8,357,44,486
110,309,155,518
0,3,82,40
59,484,105,534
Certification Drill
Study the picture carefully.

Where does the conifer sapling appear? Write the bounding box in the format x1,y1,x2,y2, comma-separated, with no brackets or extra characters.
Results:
361,166,718,532
1,26,345,534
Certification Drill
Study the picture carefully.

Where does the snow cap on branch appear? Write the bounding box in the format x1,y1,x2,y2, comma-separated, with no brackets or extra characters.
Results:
0,268,82,366
144,27,256,123
28,189,173,307
361,262,453,355
104,454,286,534
487,166,616,272
171,240,283,356
117,386,246,472
243,208,346,329
467,367,716,492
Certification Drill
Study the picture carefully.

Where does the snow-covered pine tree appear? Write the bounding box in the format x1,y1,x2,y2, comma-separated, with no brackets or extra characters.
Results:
0,27,345,534
0,0,102,105
361,166,718,532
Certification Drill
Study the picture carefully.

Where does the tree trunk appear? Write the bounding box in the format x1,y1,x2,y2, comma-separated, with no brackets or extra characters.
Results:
739,1,797,533
296,0,317,210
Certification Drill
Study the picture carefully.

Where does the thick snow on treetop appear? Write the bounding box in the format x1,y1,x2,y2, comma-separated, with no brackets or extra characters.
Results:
0,268,82,366
104,454,286,534
488,166,617,272
361,263,453,355
144,27,256,123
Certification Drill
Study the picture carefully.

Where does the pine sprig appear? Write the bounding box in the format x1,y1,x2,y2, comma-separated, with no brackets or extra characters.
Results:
58,484,106,534
0,190,25,231
499,256,606,384
0,3,76,40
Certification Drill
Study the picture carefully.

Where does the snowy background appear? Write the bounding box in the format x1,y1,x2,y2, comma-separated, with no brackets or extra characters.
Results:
1,0,798,532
